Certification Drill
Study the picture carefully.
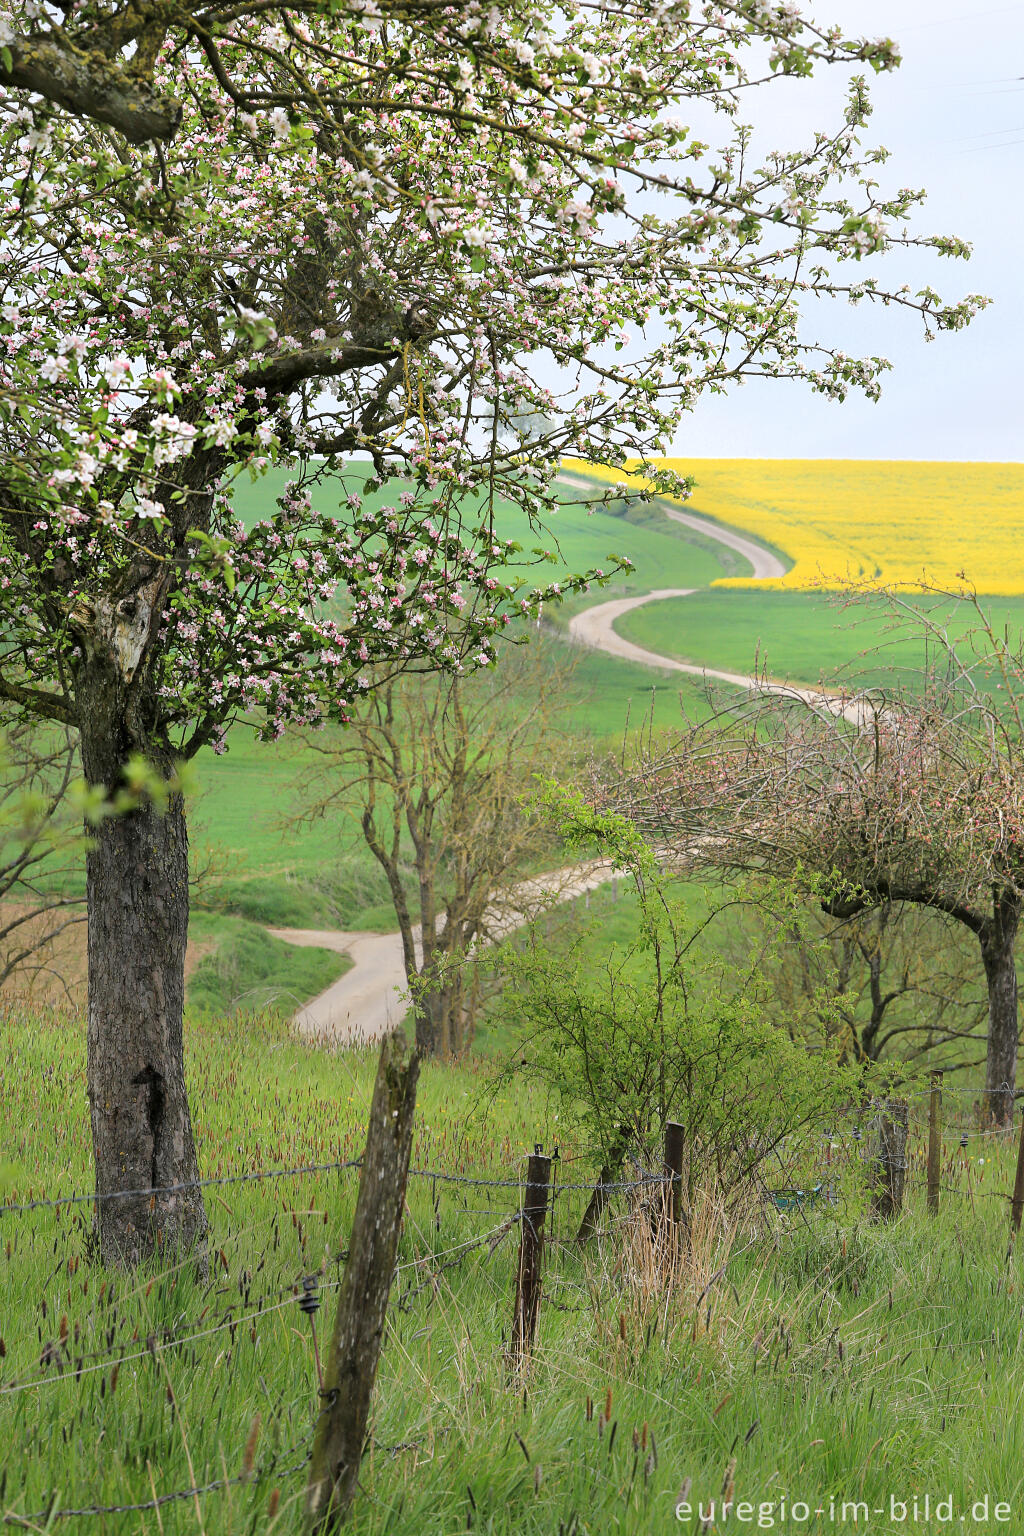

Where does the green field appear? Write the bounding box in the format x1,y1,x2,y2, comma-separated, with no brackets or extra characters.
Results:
615,588,1024,689
226,465,742,602
616,589,926,687
177,469,756,986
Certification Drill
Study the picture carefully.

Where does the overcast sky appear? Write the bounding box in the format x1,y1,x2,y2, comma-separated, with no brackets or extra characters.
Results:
677,1,1024,462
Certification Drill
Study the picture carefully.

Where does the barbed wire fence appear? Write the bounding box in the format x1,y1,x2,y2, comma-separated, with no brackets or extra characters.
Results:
4,1082,1024,1524
0,1143,682,1527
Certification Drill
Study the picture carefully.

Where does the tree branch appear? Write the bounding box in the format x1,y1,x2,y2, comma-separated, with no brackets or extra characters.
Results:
0,29,182,143
0,675,75,726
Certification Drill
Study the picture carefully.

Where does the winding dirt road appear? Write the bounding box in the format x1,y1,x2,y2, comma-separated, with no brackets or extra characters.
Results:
556,471,787,584
564,488,863,721
270,860,615,1045
274,481,856,1045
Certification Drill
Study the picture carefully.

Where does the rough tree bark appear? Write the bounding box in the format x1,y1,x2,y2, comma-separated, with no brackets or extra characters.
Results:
0,31,181,142
305,1030,419,1532
77,607,207,1267
980,895,1021,1129
415,971,466,1058
84,789,207,1265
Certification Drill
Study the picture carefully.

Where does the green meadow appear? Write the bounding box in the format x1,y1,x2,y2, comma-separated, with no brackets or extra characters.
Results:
2,996,1022,1534
7,465,1024,1532
616,588,1024,691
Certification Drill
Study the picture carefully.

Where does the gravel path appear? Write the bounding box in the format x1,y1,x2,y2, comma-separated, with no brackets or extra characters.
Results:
563,486,862,719
273,479,856,1045
270,860,615,1045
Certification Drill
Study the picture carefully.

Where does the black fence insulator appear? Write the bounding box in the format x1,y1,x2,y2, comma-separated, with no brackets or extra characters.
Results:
298,1276,321,1317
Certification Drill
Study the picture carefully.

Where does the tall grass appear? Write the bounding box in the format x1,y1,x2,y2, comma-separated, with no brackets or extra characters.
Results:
3,1004,1024,1532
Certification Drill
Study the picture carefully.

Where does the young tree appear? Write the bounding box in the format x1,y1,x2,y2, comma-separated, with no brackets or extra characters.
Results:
300,641,578,1056
0,9,982,1262
497,793,852,1237
617,594,1024,1126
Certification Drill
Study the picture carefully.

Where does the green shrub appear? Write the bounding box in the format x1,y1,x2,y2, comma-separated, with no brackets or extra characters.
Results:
493,787,855,1201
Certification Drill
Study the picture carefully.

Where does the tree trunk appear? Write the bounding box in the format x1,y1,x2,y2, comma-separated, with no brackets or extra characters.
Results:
414,980,441,1057
980,899,1020,1129
576,1154,626,1246
414,966,465,1058
305,1031,419,1532
82,725,207,1265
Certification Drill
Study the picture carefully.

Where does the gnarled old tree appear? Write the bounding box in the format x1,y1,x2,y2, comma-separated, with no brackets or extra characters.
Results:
1,8,982,1264
616,594,1024,1126
718,895,987,1070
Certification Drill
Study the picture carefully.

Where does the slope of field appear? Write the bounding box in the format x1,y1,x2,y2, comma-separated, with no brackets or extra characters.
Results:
616,588,1024,688
574,458,1024,594
227,463,740,598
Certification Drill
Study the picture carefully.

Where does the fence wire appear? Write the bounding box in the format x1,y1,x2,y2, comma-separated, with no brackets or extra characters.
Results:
0,1160,669,1223
3,1441,313,1527
2,1096,1021,1524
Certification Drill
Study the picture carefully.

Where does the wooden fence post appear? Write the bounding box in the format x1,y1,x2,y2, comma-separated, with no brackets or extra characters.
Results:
509,1148,551,1372
871,1099,908,1223
927,1072,943,1217
1010,1096,1024,1235
305,1031,419,1534
663,1121,685,1249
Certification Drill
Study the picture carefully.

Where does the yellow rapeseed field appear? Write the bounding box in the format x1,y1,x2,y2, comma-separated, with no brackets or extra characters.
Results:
566,458,1024,594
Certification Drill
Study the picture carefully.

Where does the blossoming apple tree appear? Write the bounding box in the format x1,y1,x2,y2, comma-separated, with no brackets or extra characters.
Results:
0,2,984,1262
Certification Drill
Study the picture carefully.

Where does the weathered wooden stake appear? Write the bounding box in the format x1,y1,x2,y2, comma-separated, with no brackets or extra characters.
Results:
305,1031,419,1534
509,1149,551,1371
1010,1097,1024,1234
662,1120,685,1248
927,1071,943,1216
871,1099,908,1223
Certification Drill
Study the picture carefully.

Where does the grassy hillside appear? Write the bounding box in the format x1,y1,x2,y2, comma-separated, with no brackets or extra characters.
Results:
226,463,744,599
2,1002,1022,1533
186,912,349,1019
